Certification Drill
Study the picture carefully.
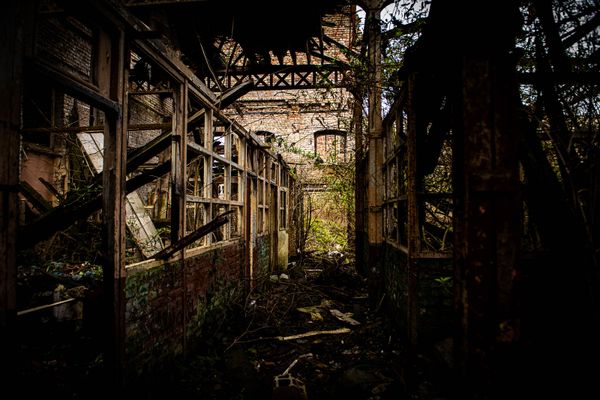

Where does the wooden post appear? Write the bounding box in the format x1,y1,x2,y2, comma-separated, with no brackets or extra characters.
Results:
365,0,385,295
98,27,128,388
204,109,214,244
451,1,521,395
171,82,187,244
353,94,367,274
0,0,28,384
406,74,420,350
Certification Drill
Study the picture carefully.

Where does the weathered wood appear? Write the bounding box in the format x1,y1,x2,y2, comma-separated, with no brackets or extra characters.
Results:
38,178,64,202
366,4,384,243
277,327,351,341
406,73,420,350
1,0,27,382
78,132,164,257
170,82,187,243
17,298,77,317
30,58,121,116
216,79,254,108
353,93,367,275
451,2,522,393
96,27,128,388
20,123,172,133
18,136,210,248
154,210,234,259
365,4,385,301
19,181,53,213
18,159,172,248
123,78,252,177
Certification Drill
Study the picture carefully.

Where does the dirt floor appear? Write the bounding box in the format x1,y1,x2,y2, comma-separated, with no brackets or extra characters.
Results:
16,253,452,399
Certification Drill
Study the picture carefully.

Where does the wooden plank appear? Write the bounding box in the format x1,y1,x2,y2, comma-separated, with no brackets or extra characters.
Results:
20,122,171,133
1,1,25,376
153,210,234,259
30,58,120,116
19,181,53,213
78,132,163,257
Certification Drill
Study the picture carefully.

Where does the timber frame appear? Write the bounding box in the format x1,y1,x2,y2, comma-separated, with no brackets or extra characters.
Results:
3,0,292,389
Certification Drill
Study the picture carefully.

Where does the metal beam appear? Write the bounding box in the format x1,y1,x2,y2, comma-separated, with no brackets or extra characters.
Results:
205,64,349,91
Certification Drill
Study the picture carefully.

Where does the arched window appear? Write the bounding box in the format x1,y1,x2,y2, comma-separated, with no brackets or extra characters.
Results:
256,130,276,144
314,129,347,163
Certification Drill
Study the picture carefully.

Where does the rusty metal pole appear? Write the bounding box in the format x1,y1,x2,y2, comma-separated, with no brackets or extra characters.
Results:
451,1,521,395
353,94,366,273
364,0,385,298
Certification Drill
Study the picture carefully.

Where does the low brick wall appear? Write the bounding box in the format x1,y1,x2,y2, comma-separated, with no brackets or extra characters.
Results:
382,243,453,345
124,239,246,376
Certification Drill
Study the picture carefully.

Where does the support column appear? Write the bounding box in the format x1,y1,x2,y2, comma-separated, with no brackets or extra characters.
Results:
171,82,187,244
0,0,27,385
353,93,367,274
451,1,521,395
406,74,421,350
365,1,385,297
98,28,128,388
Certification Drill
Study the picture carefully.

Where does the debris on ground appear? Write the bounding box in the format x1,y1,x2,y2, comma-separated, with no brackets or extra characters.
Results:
16,252,451,399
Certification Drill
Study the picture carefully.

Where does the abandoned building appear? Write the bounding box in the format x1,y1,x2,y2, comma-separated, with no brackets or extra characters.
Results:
2,0,600,398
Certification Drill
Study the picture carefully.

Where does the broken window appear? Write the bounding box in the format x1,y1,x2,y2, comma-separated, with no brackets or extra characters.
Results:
314,129,347,163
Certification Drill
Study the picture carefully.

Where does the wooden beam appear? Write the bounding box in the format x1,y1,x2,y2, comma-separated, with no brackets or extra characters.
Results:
153,210,234,260
126,0,211,8
30,58,120,116
19,181,53,213
1,2,26,380
451,2,522,394
365,5,384,263
20,122,172,133
170,82,187,244
18,140,214,249
406,73,420,351
97,27,127,389
18,160,172,249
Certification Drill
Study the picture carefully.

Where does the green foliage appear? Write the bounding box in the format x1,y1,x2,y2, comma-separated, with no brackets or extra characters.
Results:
306,217,348,251
433,276,452,296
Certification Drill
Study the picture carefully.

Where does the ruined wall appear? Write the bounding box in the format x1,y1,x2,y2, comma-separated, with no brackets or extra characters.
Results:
225,9,357,183
229,88,354,181
16,4,295,386
20,16,95,210
124,239,246,375
223,9,357,255
382,244,453,344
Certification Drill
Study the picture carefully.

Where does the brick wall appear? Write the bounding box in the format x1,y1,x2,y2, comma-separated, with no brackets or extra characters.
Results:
36,16,93,81
225,7,357,183
382,244,453,345
124,239,247,376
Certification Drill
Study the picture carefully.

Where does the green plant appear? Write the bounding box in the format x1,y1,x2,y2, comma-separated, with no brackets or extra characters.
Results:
433,276,452,296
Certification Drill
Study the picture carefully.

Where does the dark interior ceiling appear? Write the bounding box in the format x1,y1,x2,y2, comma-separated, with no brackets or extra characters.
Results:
127,0,349,75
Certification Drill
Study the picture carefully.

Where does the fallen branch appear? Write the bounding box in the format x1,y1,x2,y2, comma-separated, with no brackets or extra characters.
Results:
276,328,351,341
330,309,361,326
17,298,77,317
